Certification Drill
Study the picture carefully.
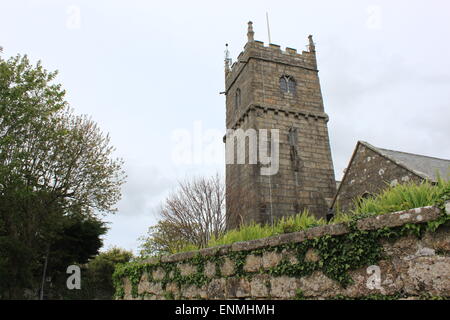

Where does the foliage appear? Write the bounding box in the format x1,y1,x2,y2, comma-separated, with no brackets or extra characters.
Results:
329,211,353,224
113,253,210,299
0,54,125,298
123,158,450,299
0,233,35,298
113,178,450,299
185,180,450,252
208,222,274,247
83,247,134,299
350,179,450,217
274,210,326,233
113,218,450,299
139,174,225,256
139,220,199,256
208,210,325,247
45,214,109,289
48,247,134,300
0,204,109,299
0,55,125,215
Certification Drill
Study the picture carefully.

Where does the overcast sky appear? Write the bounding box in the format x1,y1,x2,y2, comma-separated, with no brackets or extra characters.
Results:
2,0,449,254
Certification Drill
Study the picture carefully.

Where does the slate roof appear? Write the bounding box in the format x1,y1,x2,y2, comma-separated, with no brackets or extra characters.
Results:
360,141,450,182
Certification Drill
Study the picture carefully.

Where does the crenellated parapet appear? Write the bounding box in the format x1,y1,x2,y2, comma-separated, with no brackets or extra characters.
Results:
225,37,318,92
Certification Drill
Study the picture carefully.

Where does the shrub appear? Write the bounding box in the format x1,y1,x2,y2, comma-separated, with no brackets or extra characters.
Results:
351,179,450,216
208,222,274,247
170,179,450,254
207,210,324,247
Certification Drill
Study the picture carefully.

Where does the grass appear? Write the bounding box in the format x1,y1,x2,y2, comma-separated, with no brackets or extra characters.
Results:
208,222,274,247
208,210,326,247
350,179,450,216
174,179,450,253
175,243,201,253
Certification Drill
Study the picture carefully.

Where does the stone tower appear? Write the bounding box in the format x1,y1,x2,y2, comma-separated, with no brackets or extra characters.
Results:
225,22,336,229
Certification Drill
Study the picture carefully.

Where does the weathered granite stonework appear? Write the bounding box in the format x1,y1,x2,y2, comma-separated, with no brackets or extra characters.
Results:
119,204,450,300
225,22,336,229
333,141,450,212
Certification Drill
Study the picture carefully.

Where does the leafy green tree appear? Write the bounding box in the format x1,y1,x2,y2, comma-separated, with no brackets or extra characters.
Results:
42,247,133,300
139,219,197,256
86,247,134,299
0,54,125,298
57,247,133,300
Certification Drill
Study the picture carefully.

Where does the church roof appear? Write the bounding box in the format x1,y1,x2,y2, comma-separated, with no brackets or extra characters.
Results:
359,141,450,182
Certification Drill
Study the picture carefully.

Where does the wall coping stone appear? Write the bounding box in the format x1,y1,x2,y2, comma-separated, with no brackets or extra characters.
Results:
144,206,443,265
356,206,440,231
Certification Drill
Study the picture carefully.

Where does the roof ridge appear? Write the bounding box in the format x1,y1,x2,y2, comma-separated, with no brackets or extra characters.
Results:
358,140,450,182
377,147,450,163
357,140,430,180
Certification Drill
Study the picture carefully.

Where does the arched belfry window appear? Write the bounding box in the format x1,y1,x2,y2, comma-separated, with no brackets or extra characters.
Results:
280,75,296,94
234,88,241,108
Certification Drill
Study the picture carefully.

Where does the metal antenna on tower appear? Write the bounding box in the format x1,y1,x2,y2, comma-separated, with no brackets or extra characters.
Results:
222,43,232,92
266,12,272,44
224,43,232,66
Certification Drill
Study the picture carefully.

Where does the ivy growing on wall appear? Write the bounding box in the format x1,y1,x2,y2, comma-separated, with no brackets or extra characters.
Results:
112,206,450,300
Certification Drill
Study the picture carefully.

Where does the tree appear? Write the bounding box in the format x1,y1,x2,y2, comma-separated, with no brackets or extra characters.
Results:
139,219,196,256
0,54,125,298
85,247,134,299
140,174,226,256
48,247,133,300
33,214,108,299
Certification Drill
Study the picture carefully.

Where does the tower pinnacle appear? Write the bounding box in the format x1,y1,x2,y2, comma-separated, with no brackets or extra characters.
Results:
247,21,254,42
224,43,231,75
308,35,316,53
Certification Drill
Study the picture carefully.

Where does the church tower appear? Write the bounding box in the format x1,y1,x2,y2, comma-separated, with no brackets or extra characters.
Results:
225,22,336,229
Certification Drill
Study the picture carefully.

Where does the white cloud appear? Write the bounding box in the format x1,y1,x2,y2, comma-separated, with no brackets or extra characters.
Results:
2,0,450,252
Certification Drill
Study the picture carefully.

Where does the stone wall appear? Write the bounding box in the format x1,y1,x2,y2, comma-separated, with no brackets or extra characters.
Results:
117,205,450,300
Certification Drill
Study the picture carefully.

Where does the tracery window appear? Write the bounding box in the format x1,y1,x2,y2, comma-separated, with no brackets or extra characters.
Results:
280,75,296,94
